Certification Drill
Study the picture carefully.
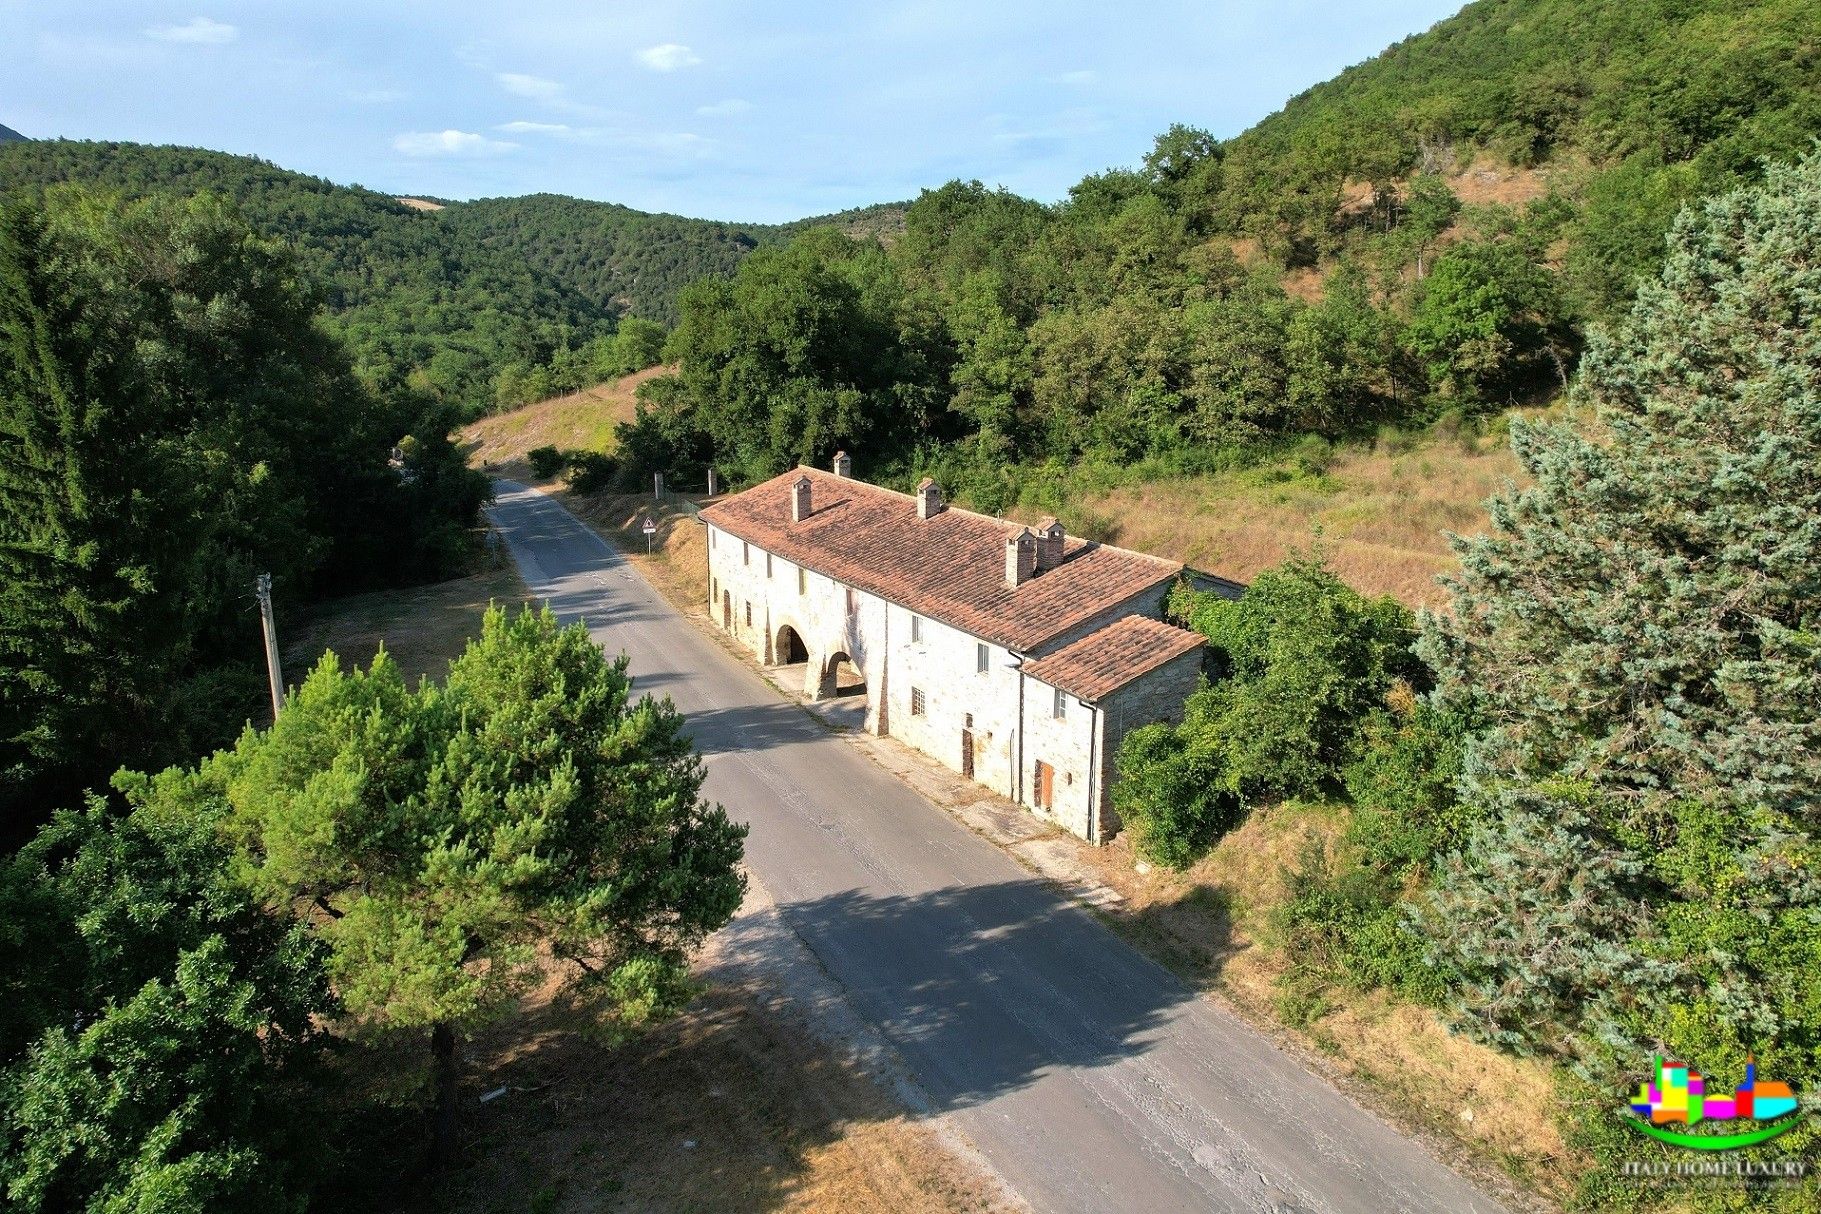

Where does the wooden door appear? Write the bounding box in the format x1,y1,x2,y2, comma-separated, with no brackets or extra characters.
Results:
961,730,975,778
721,590,732,627
1034,760,1054,809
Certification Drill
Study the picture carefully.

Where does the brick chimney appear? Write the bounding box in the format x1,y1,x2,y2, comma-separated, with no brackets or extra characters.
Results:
832,450,853,478
791,474,812,522
916,477,945,519
1034,516,1065,571
1004,528,1037,588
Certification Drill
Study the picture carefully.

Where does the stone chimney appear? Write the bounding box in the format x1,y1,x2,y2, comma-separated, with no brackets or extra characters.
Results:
916,477,945,520
791,474,812,522
832,450,853,478
1004,528,1037,588
1034,517,1065,571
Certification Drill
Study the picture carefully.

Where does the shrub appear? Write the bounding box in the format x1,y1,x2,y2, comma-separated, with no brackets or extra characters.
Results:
1111,724,1244,869
527,445,565,479
561,451,619,493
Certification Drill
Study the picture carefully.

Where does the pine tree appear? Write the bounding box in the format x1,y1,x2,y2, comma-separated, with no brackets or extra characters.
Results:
1417,152,1821,1068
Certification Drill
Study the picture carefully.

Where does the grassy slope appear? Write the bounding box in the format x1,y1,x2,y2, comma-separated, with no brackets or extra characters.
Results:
1026,422,1531,607
458,366,666,466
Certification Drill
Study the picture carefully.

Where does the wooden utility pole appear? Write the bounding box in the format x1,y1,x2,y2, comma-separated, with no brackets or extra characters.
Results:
255,573,285,720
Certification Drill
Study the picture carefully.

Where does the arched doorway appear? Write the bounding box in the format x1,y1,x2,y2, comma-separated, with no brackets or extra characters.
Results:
816,651,868,731
774,624,808,666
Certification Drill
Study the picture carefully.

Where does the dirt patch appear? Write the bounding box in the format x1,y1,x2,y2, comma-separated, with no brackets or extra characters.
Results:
461,367,671,466
282,546,527,686
397,197,446,212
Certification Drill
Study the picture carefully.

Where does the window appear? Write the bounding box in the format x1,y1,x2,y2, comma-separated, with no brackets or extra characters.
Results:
797,567,806,595
976,642,989,674
744,601,752,627
742,541,749,566
845,587,858,616
910,614,923,644
1052,689,1068,720
910,687,926,716
766,553,773,577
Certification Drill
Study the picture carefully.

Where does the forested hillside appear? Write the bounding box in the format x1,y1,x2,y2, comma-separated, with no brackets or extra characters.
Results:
435,195,905,327
615,0,1820,517
0,141,614,412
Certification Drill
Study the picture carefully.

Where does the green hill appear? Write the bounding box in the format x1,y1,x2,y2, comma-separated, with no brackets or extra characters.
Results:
1196,0,1820,313
434,195,906,326
0,140,613,412
0,125,26,144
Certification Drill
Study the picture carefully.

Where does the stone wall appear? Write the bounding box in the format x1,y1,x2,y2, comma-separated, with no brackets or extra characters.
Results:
1093,646,1207,838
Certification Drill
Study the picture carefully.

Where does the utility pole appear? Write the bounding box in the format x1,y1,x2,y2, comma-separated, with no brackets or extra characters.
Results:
255,573,285,720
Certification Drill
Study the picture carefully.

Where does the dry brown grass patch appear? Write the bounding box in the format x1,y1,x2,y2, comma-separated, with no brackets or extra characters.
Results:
417,978,1015,1214
461,366,671,466
1059,428,1532,606
282,547,527,687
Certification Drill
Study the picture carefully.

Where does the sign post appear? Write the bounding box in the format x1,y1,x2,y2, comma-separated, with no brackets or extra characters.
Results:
642,513,658,554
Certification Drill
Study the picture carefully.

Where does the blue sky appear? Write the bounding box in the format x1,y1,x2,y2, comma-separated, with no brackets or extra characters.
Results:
5,1,1463,223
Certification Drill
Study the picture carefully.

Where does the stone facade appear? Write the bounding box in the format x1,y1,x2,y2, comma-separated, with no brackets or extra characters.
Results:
702,465,1219,843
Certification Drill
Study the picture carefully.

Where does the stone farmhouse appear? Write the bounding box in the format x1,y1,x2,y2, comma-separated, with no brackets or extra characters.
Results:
699,452,1227,844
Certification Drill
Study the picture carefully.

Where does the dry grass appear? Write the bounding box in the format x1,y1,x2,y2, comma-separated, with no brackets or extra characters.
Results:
282,546,527,686
461,366,670,467
1066,807,1577,1204
1036,424,1537,607
396,197,446,212
415,973,1014,1214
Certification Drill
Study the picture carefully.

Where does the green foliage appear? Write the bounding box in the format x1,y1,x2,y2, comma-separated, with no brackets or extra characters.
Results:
527,445,566,479
211,604,746,1042
1173,557,1423,801
1110,724,1241,869
0,795,333,1213
1418,152,1821,1087
0,142,616,414
0,190,486,830
560,450,620,494
433,193,906,327
1111,557,1420,868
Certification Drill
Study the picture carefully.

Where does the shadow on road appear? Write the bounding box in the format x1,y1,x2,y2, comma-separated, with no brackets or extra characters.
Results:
762,879,1196,1114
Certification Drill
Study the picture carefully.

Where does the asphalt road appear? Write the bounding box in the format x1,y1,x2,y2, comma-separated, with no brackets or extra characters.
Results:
486,481,1507,1214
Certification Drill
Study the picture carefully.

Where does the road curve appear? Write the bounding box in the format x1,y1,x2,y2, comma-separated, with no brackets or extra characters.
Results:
485,481,1506,1214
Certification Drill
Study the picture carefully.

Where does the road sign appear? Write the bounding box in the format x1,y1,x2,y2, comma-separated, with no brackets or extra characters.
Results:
641,514,657,553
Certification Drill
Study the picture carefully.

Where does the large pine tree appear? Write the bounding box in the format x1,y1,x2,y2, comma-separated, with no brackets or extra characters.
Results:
1418,152,1821,1071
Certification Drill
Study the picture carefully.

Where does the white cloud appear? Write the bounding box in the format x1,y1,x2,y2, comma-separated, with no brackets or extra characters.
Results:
144,16,237,45
497,120,571,134
638,43,701,72
392,129,517,157
496,72,563,102
696,98,751,117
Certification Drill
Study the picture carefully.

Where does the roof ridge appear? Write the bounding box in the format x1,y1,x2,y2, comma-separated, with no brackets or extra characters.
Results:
786,465,1181,571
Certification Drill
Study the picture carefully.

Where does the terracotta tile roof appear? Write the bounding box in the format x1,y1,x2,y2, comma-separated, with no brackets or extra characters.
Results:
699,467,1183,653
1020,616,1206,703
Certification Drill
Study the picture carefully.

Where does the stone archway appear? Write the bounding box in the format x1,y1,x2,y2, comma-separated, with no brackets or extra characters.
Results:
816,651,866,701
774,624,809,666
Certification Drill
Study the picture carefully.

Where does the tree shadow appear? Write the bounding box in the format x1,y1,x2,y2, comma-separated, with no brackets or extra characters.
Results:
403,972,1016,1214
760,880,1195,1114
